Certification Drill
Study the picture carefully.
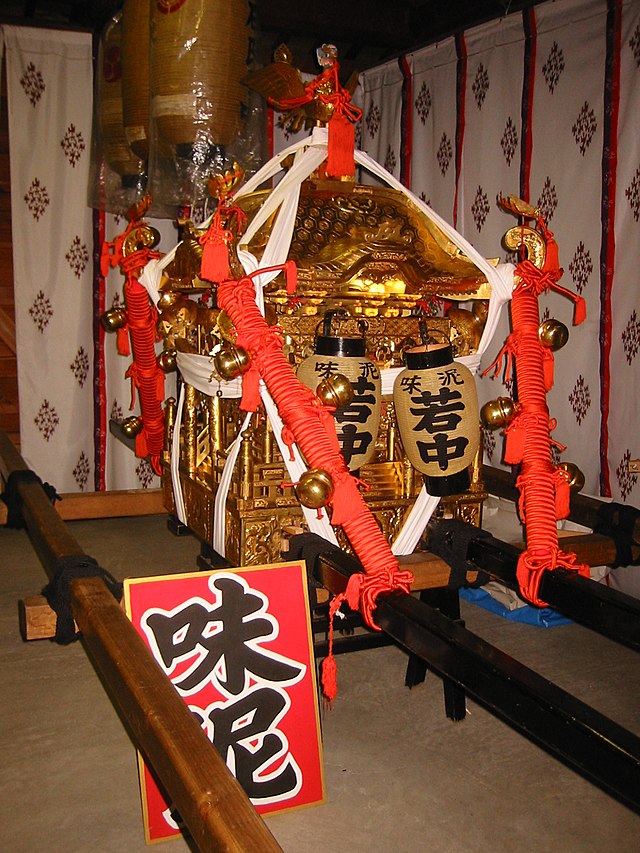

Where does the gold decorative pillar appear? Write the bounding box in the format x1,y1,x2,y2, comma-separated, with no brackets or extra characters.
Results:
184,384,197,474
208,394,224,460
239,429,254,499
163,397,176,464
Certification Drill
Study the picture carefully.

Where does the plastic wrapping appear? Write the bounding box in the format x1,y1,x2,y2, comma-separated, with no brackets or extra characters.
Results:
122,0,151,162
148,0,253,209
88,13,148,215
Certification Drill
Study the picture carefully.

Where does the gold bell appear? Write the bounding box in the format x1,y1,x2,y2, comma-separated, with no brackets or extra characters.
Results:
101,307,127,332
480,397,517,430
156,290,183,312
121,416,143,438
538,319,569,351
557,462,585,492
158,349,177,373
295,468,334,509
213,343,251,381
316,373,354,409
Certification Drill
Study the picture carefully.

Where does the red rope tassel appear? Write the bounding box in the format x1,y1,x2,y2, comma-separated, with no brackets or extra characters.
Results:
199,207,232,284
103,215,164,477
122,269,165,476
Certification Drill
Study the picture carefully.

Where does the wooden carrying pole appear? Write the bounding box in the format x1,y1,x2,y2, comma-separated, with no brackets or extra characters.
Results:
0,430,282,853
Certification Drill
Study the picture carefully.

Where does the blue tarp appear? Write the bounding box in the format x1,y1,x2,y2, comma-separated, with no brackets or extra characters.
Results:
460,587,572,627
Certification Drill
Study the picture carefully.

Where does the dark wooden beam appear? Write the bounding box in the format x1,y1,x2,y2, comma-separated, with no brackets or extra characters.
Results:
484,465,640,544
0,430,282,853
314,546,640,815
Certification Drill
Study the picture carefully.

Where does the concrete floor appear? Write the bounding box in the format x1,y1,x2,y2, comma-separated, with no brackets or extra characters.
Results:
1,514,639,852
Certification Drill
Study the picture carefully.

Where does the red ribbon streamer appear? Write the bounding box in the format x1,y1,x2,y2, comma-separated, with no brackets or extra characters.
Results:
270,60,362,178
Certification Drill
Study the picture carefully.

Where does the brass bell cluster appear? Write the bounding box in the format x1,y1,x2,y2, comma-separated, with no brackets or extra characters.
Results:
315,373,354,409
480,397,517,430
538,318,569,351
480,314,584,492
557,461,586,492
121,415,143,439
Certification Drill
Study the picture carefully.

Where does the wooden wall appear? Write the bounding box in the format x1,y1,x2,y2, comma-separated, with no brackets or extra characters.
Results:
0,61,19,448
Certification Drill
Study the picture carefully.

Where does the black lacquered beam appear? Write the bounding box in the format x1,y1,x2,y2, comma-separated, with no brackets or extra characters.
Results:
483,465,640,543
466,533,640,653
315,550,640,815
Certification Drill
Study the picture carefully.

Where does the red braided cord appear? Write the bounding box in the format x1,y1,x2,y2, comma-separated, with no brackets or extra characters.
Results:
271,62,362,124
218,276,413,627
121,250,165,476
510,257,589,605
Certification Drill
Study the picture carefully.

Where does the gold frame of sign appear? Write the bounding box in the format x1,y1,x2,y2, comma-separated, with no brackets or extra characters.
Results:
159,177,489,566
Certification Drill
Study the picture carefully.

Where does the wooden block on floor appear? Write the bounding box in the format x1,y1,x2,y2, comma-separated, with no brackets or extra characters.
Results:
18,594,71,641
0,488,166,525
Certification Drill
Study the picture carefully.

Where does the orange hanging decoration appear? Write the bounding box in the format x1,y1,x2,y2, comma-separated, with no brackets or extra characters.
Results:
489,209,590,606
199,201,248,284
268,50,362,179
102,209,164,476
199,207,232,284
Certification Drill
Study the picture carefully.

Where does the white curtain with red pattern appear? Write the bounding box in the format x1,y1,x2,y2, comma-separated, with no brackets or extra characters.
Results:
359,0,640,504
3,27,95,493
2,26,175,493
358,59,404,183
410,38,460,224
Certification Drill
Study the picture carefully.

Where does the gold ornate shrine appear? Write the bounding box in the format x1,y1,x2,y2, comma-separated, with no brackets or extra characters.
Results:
237,181,492,307
158,172,490,567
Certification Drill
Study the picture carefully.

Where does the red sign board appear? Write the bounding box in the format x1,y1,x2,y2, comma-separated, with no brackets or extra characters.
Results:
124,561,324,843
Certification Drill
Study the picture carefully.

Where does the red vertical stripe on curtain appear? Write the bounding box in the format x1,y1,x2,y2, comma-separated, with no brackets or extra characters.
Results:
520,6,537,203
453,33,467,228
93,208,107,491
399,54,412,189
599,0,622,497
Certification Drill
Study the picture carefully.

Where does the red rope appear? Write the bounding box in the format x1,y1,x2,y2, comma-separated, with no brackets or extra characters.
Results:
217,270,413,700
104,222,165,477
270,59,362,178
506,227,589,605
123,273,165,475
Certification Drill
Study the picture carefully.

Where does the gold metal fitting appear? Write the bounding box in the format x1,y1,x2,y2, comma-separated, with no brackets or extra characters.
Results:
101,307,127,332
213,343,251,381
557,462,585,492
158,349,178,373
121,416,143,438
538,319,569,351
